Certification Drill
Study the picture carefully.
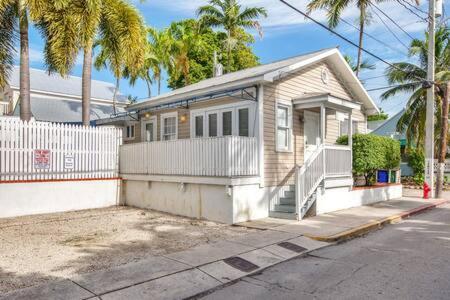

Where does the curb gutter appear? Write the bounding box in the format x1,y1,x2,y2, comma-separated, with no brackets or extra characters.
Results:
305,199,448,243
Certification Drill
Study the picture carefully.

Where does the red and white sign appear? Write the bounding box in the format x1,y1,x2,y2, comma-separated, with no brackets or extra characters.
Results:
34,149,51,169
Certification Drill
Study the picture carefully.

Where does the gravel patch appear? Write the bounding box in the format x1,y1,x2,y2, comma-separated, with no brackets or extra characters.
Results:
0,206,257,294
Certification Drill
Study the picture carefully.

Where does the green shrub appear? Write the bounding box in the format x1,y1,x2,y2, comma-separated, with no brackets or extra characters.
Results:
407,148,425,185
337,134,401,185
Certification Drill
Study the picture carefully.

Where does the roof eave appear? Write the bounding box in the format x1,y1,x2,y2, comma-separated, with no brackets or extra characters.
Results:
128,76,265,110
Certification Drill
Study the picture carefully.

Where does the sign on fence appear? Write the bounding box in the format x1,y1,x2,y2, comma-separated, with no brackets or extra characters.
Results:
34,149,51,169
0,118,122,181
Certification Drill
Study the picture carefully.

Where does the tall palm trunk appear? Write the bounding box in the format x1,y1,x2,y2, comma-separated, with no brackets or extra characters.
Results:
227,31,232,74
436,82,450,198
18,2,31,121
355,8,365,77
145,71,152,97
112,77,119,115
82,42,93,126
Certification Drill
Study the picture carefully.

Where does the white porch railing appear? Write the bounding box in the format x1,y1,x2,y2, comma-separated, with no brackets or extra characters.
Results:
119,136,258,177
324,145,352,177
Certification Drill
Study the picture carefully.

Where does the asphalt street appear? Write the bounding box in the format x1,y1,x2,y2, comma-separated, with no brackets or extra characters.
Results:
202,203,450,300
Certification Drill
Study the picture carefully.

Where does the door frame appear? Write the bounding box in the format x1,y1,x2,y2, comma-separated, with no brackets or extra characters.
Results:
303,110,320,160
141,116,157,142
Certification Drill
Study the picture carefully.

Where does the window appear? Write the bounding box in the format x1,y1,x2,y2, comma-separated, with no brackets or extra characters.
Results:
238,108,249,137
161,112,177,141
339,120,359,136
125,124,135,140
276,104,292,152
222,111,232,136
189,103,255,138
145,123,154,141
208,113,218,137
195,115,203,137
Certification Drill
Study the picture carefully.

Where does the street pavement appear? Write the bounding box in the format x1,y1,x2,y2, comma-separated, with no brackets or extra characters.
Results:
201,202,450,300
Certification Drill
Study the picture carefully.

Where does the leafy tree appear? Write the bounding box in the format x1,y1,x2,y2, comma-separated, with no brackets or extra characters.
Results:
197,0,267,73
337,134,400,185
367,111,388,121
166,20,259,89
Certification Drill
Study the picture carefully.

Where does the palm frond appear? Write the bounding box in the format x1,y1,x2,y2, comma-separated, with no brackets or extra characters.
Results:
0,2,16,88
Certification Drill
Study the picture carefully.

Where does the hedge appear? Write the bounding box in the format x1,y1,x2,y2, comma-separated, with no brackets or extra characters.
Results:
336,134,401,185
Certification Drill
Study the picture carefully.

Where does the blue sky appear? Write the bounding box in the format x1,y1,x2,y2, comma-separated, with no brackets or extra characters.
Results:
22,0,449,117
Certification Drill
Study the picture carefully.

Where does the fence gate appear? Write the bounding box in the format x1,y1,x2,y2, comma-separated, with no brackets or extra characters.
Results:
0,118,122,182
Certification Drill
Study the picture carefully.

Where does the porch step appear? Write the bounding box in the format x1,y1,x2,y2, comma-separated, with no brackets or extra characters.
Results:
274,204,295,213
284,191,295,198
269,210,296,220
279,197,295,205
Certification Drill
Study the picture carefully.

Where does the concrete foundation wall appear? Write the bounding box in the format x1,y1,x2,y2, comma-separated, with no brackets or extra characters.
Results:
316,184,403,215
122,180,269,224
0,179,121,219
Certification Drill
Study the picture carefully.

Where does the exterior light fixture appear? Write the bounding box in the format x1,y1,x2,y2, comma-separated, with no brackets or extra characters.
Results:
180,114,187,123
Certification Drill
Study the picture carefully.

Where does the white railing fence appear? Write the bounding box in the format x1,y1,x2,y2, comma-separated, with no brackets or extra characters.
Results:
120,136,258,177
295,144,325,219
324,145,352,176
0,118,122,181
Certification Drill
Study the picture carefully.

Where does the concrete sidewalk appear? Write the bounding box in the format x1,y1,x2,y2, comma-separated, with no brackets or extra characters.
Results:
1,195,446,300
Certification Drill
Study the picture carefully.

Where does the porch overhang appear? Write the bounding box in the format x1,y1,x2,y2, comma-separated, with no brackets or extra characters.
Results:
95,112,138,126
292,93,361,112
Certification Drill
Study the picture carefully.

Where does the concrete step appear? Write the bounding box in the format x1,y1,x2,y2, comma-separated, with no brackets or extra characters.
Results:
269,210,296,220
274,204,295,213
284,191,295,198
279,197,295,206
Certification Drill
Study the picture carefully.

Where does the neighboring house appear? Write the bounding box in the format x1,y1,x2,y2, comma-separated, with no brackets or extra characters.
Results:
367,119,386,132
100,48,397,224
0,66,127,123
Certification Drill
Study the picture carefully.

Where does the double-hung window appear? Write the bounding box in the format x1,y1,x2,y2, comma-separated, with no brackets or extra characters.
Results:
276,104,292,152
161,112,177,141
339,119,359,136
124,123,135,140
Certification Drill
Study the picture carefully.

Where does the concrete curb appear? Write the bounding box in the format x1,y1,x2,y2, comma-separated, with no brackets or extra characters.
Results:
305,199,448,243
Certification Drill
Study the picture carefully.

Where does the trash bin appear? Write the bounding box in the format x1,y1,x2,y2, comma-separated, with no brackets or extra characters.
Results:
377,170,389,183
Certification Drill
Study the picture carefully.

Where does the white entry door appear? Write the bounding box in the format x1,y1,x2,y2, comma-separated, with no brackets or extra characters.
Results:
304,111,320,161
142,117,157,142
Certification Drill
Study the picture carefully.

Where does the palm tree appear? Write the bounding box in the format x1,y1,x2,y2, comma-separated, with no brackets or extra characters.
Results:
344,54,375,73
65,0,146,126
0,0,78,121
381,26,450,197
167,21,202,87
197,0,267,73
308,0,392,76
147,27,173,95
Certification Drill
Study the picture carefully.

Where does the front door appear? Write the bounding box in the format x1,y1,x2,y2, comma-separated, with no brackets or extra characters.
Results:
142,117,157,142
304,111,320,161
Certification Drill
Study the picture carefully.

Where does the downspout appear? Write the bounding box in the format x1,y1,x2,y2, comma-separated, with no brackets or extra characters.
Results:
257,84,265,188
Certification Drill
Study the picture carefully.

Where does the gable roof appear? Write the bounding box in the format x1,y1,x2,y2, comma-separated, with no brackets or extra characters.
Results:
372,109,405,140
129,48,379,115
8,66,127,102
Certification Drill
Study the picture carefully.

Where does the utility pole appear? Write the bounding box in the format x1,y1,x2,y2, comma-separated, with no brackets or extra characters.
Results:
425,0,436,197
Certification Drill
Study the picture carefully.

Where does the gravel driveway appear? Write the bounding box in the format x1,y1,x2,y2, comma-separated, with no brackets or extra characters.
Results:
0,206,256,294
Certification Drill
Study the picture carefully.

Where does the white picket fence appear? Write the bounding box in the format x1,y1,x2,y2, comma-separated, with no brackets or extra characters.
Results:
0,118,122,181
120,136,259,177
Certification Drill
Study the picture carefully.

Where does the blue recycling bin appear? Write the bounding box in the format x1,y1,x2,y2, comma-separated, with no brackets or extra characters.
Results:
377,170,389,183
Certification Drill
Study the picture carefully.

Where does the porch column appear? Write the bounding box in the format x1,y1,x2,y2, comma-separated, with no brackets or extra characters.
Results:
348,111,353,147
257,84,264,187
320,104,326,145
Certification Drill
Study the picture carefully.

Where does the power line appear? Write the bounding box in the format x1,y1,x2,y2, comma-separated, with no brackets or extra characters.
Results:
359,74,387,81
335,12,409,57
277,0,427,83
396,0,429,22
370,7,410,51
366,82,423,91
371,2,416,40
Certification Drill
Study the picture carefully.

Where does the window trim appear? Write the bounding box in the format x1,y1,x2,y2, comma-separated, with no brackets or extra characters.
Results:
275,101,293,153
141,116,157,142
160,111,178,141
339,118,359,137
